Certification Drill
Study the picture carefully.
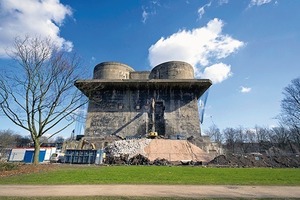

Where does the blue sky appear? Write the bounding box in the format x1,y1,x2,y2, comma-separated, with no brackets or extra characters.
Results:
0,0,299,138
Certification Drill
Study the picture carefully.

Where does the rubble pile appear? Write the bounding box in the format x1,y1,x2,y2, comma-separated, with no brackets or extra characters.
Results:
105,154,129,165
104,139,300,167
208,154,300,168
104,138,213,165
152,158,171,166
106,139,151,159
129,154,150,165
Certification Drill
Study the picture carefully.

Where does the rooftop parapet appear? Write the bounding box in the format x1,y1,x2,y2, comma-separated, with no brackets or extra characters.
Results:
130,71,150,79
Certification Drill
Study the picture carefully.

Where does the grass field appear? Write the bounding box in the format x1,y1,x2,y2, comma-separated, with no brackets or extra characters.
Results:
0,165,300,185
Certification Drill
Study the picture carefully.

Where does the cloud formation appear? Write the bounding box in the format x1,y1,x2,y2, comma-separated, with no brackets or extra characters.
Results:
197,2,212,19
148,18,244,83
142,9,149,24
0,0,72,58
218,0,229,5
249,0,272,7
141,1,160,24
200,63,232,84
240,86,252,93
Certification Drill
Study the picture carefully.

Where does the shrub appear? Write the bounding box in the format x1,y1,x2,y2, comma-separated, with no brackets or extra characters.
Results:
0,162,19,172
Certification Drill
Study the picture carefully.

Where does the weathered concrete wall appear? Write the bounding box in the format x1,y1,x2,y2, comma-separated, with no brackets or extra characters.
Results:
130,71,150,79
84,87,201,138
85,88,147,138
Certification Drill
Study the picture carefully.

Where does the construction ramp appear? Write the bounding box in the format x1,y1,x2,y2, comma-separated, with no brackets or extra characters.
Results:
144,139,212,163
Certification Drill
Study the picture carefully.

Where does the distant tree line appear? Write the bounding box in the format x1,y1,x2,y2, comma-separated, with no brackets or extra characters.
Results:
205,124,300,155
205,77,300,155
0,129,31,148
0,129,64,149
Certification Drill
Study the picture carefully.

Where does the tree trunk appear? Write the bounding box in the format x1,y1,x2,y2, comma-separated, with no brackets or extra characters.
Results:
33,138,40,165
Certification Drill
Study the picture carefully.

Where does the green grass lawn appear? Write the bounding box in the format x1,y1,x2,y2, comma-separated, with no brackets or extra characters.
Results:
1,165,300,185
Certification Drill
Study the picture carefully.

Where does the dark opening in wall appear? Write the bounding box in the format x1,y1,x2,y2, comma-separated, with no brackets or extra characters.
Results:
154,100,165,136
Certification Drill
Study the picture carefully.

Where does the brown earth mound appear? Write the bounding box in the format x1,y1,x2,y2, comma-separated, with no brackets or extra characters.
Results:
144,139,212,162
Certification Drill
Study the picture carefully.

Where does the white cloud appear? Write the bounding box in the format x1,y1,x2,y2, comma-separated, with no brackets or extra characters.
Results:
200,63,232,84
197,7,206,19
218,0,229,5
142,9,149,24
240,86,252,93
249,0,272,7
0,0,72,58
197,2,211,20
141,1,160,24
148,18,244,83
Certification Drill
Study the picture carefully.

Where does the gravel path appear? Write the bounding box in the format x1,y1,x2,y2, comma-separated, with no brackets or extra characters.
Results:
1,185,300,198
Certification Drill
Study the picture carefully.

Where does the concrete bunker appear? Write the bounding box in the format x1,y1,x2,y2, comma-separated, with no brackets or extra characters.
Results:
75,61,212,139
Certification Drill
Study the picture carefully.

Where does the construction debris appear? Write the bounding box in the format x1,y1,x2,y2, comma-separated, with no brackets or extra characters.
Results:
105,138,212,163
152,158,171,166
208,154,300,168
105,154,129,165
106,139,151,159
129,154,150,165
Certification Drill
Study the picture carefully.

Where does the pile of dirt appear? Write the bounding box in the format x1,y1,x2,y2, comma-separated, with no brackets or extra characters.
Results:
208,154,300,168
144,139,212,162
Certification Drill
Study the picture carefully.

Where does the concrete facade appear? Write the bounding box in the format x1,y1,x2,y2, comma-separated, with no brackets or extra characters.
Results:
75,61,212,139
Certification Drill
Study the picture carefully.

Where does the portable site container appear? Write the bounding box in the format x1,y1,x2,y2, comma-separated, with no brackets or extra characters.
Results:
64,149,97,164
23,150,46,163
8,149,26,162
8,147,56,163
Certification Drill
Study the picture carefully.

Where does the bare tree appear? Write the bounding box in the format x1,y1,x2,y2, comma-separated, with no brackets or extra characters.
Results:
279,77,300,151
223,127,236,154
0,36,87,164
254,126,271,152
289,126,300,149
15,135,32,147
235,126,248,154
54,136,65,144
254,125,270,143
280,77,300,128
0,129,19,148
205,124,223,144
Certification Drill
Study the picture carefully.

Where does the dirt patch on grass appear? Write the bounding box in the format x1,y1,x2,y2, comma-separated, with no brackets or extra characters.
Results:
0,162,58,177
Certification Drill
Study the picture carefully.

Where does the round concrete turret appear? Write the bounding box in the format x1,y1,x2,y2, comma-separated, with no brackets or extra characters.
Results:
149,61,194,79
93,62,135,79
